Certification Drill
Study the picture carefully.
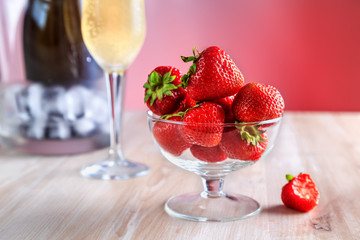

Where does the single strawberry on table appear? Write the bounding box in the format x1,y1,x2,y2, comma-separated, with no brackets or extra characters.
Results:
219,125,267,161
232,82,285,122
190,145,227,163
281,173,320,212
152,115,191,156
182,102,225,147
181,46,244,101
144,66,187,115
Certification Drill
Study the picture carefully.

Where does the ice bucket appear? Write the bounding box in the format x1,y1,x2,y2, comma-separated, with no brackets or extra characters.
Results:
0,0,110,154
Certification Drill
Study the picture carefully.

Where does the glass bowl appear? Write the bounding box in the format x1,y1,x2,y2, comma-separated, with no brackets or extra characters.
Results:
147,110,282,222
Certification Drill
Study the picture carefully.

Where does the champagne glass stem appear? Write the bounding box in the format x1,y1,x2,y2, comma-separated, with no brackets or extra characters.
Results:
80,69,149,179
200,177,226,198
106,71,126,163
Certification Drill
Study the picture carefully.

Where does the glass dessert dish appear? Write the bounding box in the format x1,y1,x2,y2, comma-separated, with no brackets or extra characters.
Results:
147,110,282,222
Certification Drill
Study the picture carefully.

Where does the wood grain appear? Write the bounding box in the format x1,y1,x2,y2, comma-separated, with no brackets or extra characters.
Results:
0,111,360,240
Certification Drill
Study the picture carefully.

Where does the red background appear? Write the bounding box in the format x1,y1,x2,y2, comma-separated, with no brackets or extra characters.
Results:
126,0,360,111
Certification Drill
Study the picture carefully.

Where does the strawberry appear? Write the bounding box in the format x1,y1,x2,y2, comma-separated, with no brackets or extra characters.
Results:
281,173,320,212
180,94,197,111
232,82,285,122
190,145,227,163
144,66,187,115
219,125,267,161
182,102,225,147
152,116,191,156
181,46,244,101
213,95,235,123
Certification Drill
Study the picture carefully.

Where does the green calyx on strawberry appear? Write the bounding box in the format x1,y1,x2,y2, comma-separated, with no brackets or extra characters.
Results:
281,173,320,212
237,124,266,147
180,47,200,88
144,66,187,115
219,124,268,161
180,46,244,101
144,70,177,105
160,110,187,120
160,101,200,120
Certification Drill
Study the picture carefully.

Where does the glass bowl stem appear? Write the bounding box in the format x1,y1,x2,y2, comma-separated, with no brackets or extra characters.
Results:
201,177,226,198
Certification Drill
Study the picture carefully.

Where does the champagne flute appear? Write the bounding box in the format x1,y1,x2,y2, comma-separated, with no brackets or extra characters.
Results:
80,0,149,179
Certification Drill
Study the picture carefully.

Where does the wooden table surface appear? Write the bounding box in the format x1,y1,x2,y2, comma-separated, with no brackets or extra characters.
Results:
0,111,359,240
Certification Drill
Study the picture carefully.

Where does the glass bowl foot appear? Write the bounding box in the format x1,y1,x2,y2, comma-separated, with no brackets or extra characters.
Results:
165,192,261,222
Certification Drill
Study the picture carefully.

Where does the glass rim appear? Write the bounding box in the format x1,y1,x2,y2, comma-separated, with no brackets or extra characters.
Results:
146,110,282,126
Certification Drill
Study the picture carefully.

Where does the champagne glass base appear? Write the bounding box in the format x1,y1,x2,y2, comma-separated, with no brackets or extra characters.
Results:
165,192,261,222
81,160,149,180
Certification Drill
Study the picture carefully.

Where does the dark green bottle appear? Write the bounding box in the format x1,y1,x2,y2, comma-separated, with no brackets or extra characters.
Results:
23,0,103,87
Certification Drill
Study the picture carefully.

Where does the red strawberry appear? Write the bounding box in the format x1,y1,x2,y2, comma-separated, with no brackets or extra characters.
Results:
190,145,227,163
213,95,235,123
180,94,197,111
144,66,187,115
232,82,285,122
181,46,244,101
219,125,267,161
152,116,191,156
182,102,225,147
281,173,320,212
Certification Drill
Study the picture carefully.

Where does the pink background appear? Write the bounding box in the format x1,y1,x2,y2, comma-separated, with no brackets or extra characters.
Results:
1,0,360,111
126,0,360,111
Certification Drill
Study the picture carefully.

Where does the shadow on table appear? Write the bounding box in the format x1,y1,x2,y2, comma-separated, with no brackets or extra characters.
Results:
262,204,305,215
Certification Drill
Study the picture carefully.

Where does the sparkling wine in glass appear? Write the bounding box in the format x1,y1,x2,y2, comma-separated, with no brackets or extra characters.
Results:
80,0,149,179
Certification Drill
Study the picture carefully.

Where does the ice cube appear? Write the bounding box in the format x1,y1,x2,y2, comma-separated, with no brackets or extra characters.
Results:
15,87,32,122
26,120,46,139
47,118,71,140
64,85,91,120
0,84,30,122
43,86,66,118
72,118,96,137
26,83,46,119
84,94,108,124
